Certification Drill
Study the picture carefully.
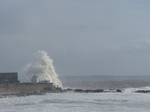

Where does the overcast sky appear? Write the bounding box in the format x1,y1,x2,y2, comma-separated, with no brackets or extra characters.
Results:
1,0,150,76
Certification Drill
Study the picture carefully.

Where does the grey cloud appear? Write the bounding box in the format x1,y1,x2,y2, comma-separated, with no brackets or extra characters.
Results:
133,39,150,52
1,0,150,76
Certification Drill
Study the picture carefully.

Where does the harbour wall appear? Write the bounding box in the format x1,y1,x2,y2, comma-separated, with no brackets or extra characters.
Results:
0,83,56,94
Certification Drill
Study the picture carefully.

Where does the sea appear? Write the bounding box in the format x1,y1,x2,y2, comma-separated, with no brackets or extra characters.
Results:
1,75,150,112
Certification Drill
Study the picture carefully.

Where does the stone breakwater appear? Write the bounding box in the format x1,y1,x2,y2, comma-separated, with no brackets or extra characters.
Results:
0,83,57,95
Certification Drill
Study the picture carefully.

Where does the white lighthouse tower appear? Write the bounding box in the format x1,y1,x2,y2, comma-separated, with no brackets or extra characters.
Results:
31,75,39,84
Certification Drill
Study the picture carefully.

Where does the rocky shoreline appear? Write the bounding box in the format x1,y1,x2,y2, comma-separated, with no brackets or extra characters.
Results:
0,88,122,98
135,90,150,93
64,88,122,93
1,88,150,98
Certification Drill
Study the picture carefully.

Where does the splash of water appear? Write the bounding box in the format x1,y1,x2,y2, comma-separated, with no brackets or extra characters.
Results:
19,51,62,88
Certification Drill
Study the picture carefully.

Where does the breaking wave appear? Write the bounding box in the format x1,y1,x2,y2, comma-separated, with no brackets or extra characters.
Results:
19,51,62,88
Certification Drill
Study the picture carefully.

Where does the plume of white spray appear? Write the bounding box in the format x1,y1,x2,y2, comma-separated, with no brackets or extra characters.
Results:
19,51,62,88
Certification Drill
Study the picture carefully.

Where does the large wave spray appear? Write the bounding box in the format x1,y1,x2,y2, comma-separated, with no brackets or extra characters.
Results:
19,51,62,88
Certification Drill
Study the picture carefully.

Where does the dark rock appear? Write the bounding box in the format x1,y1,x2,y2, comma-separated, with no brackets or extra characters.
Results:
92,89,104,93
66,88,73,91
74,89,85,92
43,87,52,91
74,89,104,93
85,90,93,93
135,90,150,93
116,89,122,93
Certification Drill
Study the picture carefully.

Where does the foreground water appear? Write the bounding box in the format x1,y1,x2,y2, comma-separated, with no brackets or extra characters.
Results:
0,90,150,112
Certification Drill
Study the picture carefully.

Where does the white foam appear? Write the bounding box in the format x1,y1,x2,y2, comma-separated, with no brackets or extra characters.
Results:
19,51,62,88
123,86,150,93
1,92,150,112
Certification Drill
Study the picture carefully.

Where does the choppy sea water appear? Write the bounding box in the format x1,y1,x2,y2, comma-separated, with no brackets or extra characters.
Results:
60,75,150,89
1,75,150,112
1,91,150,112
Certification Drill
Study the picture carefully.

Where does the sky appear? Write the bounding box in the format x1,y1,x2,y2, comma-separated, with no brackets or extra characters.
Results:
1,0,150,76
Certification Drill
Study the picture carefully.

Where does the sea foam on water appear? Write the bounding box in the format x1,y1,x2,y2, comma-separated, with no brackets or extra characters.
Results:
19,51,62,88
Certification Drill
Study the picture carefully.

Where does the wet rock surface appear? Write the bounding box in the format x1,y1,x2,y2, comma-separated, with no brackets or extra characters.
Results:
64,88,122,93
0,88,124,98
135,90,150,93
